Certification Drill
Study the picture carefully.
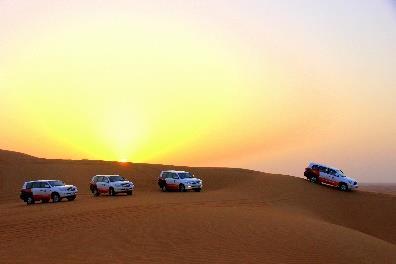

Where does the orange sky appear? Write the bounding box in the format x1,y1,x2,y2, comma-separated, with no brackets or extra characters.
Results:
1,1,395,182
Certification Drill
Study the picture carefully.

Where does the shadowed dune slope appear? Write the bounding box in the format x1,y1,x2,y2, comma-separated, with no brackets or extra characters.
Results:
0,149,395,263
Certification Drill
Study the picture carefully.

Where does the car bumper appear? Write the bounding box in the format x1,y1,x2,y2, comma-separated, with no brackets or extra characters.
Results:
59,191,78,198
114,186,134,192
184,184,202,190
348,184,358,190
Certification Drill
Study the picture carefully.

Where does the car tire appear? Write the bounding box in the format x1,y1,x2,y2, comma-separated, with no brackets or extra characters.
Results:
109,188,116,196
52,193,61,203
67,196,76,201
126,190,133,196
92,187,100,197
179,184,186,192
162,185,167,192
26,196,35,205
310,176,318,184
339,183,348,192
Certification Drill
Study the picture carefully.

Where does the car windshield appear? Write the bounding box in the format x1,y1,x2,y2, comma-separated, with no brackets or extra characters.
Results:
109,176,125,182
48,180,65,187
178,172,193,179
338,170,346,176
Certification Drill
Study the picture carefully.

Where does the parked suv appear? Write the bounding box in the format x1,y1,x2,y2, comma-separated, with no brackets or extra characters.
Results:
158,170,203,192
90,175,134,196
20,180,78,205
304,162,358,191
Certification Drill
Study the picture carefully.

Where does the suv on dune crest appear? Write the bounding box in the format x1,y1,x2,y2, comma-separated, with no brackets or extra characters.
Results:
20,180,78,205
90,175,134,196
304,162,358,191
158,170,203,192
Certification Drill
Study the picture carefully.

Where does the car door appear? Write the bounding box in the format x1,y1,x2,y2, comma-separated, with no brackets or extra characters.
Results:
31,182,41,200
39,182,52,200
32,182,51,200
95,177,107,193
101,177,110,193
165,173,178,190
327,169,340,186
318,166,331,184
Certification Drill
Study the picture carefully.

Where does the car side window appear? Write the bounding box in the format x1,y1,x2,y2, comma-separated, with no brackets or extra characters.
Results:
39,182,50,188
93,177,98,183
31,182,40,188
166,173,173,179
97,176,103,182
103,177,109,183
312,165,319,170
172,173,179,179
328,169,337,176
318,166,328,173
26,182,33,189
161,172,167,179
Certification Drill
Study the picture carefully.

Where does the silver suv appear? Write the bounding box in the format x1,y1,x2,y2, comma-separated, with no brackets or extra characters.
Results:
20,180,78,205
90,175,134,196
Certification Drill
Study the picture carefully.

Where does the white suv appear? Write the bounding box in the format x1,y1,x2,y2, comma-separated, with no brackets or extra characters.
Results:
90,175,134,196
20,180,78,205
304,162,358,191
158,170,203,192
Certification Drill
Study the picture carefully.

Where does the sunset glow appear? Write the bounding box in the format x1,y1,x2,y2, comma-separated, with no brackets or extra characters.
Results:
1,1,395,182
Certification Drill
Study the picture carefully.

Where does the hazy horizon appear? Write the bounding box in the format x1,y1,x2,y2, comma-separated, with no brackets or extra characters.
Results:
1,1,395,183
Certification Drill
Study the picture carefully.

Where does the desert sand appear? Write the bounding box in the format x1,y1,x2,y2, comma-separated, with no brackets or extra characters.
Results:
0,149,395,263
359,183,396,196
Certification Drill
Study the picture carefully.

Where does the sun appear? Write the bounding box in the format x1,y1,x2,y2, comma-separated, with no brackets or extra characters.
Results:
119,158,128,163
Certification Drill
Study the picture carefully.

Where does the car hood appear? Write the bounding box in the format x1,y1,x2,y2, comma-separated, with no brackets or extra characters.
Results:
180,178,202,183
59,185,78,191
113,181,134,185
343,176,357,183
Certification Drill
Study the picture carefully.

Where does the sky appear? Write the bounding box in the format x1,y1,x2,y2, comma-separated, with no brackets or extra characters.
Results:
1,0,395,182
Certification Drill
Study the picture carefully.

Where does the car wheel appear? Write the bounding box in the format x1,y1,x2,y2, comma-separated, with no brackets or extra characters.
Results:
310,176,318,184
162,185,167,192
93,188,100,197
26,196,35,205
67,196,76,201
126,190,133,196
52,193,61,203
179,184,186,192
339,183,348,192
109,188,116,196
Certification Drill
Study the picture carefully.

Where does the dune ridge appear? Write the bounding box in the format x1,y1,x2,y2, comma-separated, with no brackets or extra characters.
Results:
0,149,395,263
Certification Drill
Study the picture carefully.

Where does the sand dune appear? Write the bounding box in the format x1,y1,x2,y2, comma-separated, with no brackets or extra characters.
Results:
359,183,396,196
0,149,395,263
